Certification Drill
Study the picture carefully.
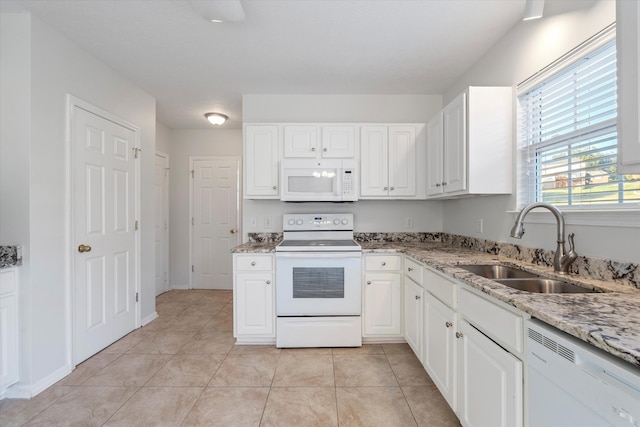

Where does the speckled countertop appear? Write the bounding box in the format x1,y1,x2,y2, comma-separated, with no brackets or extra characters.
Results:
0,246,21,269
232,240,640,368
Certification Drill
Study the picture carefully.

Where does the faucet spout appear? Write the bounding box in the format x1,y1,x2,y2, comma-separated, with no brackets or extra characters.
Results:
510,202,577,274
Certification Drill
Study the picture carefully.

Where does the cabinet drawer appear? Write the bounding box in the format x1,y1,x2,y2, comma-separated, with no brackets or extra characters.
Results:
423,267,457,309
0,268,17,296
365,255,402,271
458,287,524,354
404,257,423,285
235,255,273,271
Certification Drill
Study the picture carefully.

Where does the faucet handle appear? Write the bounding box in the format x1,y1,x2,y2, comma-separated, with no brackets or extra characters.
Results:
561,233,578,273
567,233,576,252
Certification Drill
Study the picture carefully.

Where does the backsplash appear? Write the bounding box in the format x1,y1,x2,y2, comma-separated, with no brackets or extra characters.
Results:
246,232,639,289
0,245,22,269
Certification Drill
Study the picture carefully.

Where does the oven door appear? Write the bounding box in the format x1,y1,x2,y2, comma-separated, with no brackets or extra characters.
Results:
275,252,362,316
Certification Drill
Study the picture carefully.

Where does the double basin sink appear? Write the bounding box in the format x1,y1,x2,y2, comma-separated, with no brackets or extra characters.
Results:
458,264,599,294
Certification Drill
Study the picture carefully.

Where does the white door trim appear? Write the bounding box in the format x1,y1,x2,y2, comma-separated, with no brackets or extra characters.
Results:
155,151,170,295
188,155,242,289
65,94,141,367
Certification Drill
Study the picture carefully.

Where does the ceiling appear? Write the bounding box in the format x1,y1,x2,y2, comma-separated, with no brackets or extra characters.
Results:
0,0,529,129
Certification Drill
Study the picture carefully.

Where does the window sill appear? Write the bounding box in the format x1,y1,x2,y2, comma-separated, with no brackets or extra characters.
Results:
506,208,640,228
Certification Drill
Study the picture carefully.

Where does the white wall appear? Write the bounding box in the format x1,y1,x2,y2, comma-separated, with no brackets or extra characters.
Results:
242,94,444,237
168,129,242,288
156,120,171,154
0,12,157,396
441,0,639,264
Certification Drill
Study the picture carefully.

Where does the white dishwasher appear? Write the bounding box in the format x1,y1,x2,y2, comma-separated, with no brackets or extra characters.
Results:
527,319,640,427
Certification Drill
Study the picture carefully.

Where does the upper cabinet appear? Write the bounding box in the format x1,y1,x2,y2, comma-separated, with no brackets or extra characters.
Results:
360,124,426,199
617,1,640,172
283,125,356,159
426,87,513,198
244,125,280,199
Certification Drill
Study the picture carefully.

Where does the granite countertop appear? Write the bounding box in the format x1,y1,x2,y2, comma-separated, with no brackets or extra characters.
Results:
232,240,640,368
0,246,22,269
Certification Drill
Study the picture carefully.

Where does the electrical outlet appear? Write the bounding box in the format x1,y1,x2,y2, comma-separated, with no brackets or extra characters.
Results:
405,217,414,229
249,217,257,228
264,216,272,229
475,218,483,234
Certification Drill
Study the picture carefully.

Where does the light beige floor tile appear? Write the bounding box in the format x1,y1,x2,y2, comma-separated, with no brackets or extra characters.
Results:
387,353,435,386
272,354,335,387
83,354,171,386
333,344,384,355
23,386,138,427
229,345,281,355
280,347,333,355
334,354,398,386
199,314,233,332
156,302,189,317
146,354,225,386
126,331,196,354
181,303,226,316
157,315,212,332
261,387,338,427
402,386,461,427
103,386,203,427
382,342,413,354
0,385,71,426
56,352,122,386
209,354,278,386
182,387,269,427
139,315,175,332
100,330,151,354
336,387,417,427
179,331,235,354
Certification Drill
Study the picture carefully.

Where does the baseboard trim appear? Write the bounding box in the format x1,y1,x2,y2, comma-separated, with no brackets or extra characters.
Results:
141,311,158,326
2,364,72,400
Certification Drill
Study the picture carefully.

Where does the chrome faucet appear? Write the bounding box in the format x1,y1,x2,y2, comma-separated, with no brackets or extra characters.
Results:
510,202,578,274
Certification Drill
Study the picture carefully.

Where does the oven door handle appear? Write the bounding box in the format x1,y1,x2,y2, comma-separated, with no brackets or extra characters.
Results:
275,252,362,259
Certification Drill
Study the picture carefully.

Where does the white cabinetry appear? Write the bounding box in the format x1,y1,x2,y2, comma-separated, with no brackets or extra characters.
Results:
244,125,280,199
360,125,425,198
362,254,403,339
0,268,18,392
233,254,275,343
403,257,424,358
426,87,512,198
617,1,640,172
283,125,355,159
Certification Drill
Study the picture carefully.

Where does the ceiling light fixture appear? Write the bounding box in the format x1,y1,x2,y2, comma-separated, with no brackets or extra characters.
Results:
205,113,228,125
189,0,245,23
523,0,544,21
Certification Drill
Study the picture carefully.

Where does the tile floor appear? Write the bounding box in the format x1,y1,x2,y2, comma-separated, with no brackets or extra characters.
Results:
0,289,461,426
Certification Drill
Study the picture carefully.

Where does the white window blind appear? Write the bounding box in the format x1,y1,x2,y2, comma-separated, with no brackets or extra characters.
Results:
518,37,640,209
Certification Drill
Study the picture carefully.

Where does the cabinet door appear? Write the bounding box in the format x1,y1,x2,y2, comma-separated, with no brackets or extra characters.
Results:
0,294,18,389
360,126,389,197
403,277,423,358
457,319,523,427
426,113,444,196
284,125,318,157
423,292,456,411
389,126,417,197
443,93,467,194
363,272,402,336
321,125,355,158
235,272,274,336
244,125,279,198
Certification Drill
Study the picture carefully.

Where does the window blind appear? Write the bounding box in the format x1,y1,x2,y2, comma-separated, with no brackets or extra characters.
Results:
518,39,640,208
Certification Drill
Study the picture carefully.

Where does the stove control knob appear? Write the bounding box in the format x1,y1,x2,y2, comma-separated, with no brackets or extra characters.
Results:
333,219,340,225
288,219,295,226
296,219,303,225
341,218,349,225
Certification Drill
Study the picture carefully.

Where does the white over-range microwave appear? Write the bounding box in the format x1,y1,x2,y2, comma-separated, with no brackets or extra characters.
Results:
280,159,358,202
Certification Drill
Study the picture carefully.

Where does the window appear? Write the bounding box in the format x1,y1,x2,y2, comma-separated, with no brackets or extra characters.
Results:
517,28,640,209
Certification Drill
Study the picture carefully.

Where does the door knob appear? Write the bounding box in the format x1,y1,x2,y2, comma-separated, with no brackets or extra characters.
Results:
77,244,92,253
230,229,237,234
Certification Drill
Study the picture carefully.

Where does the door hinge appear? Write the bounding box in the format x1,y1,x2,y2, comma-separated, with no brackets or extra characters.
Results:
135,220,139,231
191,170,194,178
136,292,139,302
133,148,142,159
192,217,194,226
192,265,194,273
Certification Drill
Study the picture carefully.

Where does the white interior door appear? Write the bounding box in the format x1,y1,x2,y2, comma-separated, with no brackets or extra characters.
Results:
72,104,139,364
154,152,169,296
191,157,240,289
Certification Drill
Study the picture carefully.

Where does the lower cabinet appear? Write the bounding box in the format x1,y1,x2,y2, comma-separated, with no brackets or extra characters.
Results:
403,277,423,357
233,254,275,343
456,319,523,427
0,267,19,392
362,254,403,339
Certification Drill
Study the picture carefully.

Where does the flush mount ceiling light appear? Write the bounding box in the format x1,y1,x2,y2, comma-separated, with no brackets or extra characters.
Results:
189,0,245,23
523,0,544,20
205,113,228,125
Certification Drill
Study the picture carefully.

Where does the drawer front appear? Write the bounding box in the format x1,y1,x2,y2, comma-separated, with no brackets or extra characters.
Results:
235,255,273,271
423,267,457,309
404,257,424,285
0,268,17,296
365,255,402,271
458,287,524,354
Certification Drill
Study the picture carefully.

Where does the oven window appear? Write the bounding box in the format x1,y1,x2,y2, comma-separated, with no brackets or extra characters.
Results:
292,267,344,298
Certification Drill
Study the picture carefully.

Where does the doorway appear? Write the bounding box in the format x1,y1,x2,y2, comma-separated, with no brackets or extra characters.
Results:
154,151,170,295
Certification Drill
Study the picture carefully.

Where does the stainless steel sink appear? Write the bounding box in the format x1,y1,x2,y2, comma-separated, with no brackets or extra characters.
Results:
458,264,539,279
494,278,599,294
